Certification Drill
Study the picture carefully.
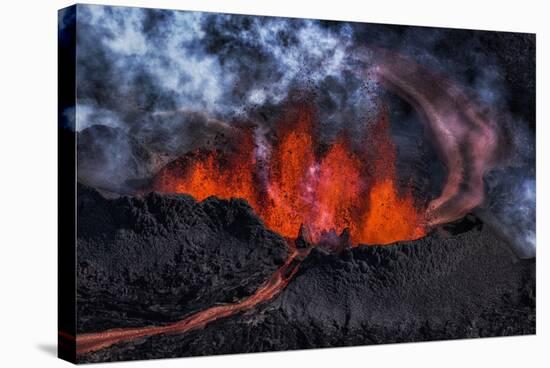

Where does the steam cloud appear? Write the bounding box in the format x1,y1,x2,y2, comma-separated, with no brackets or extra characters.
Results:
63,5,535,258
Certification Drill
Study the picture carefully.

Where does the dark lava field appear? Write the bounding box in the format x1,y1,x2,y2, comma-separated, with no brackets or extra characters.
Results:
76,184,535,363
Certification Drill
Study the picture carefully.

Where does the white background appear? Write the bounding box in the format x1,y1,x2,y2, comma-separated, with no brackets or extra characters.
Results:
0,0,547,366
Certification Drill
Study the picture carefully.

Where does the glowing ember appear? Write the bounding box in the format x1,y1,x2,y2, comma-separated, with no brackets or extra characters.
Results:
154,105,425,245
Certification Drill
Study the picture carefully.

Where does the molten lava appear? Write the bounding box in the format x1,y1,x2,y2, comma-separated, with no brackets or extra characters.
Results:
76,248,309,355
157,130,258,203
262,108,317,238
154,105,425,245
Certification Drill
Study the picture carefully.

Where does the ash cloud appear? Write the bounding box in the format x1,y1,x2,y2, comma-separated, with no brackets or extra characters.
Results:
75,5,369,126
74,4,380,187
72,4,535,257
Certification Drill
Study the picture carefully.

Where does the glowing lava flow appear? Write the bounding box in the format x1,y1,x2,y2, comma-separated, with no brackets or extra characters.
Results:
154,105,425,245
76,247,309,355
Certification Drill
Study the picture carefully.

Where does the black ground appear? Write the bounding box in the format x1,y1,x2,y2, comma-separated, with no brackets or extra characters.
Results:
77,183,288,333
77,185,535,363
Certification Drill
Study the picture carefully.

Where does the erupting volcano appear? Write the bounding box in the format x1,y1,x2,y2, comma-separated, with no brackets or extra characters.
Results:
73,105,430,356
61,5,536,363
154,105,426,245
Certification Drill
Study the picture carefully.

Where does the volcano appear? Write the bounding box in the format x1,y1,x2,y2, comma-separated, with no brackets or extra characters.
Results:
64,66,536,364
68,99,535,361
71,182,534,363
153,105,426,245
59,5,535,365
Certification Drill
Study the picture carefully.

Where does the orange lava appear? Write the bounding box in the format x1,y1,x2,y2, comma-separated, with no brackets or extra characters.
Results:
359,179,425,244
154,105,425,245
311,135,366,243
157,130,258,204
261,108,317,238
356,108,425,244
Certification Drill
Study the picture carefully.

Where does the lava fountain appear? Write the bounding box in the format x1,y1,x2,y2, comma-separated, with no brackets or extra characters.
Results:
154,104,426,245
76,106,428,355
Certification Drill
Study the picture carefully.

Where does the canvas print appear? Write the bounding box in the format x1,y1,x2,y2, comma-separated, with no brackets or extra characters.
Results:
58,4,536,364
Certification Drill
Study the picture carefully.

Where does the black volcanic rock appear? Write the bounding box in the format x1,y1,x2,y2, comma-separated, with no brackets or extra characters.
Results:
274,226,534,343
80,217,534,363
76,183,289,334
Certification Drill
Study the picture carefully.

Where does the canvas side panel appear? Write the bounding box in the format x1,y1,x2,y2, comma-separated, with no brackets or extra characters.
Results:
58,5,77,364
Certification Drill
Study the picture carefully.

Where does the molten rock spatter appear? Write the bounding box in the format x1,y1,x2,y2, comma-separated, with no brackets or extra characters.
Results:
154,105,426,245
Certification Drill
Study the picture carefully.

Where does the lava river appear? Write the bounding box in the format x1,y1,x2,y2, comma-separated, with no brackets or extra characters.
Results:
76,247,308,355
